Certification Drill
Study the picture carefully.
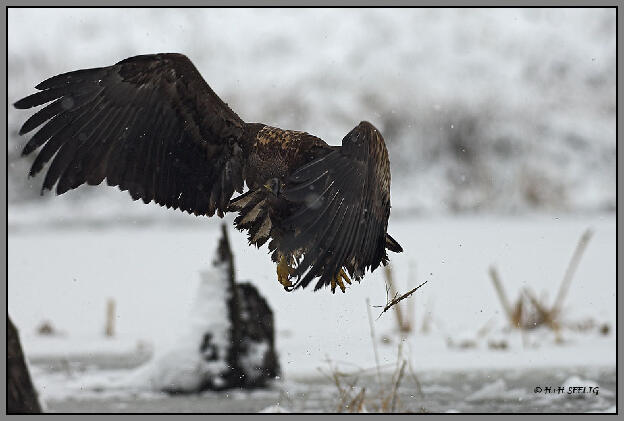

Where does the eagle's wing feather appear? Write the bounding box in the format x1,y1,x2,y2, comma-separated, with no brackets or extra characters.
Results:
14,53,246,217
279,121,392,290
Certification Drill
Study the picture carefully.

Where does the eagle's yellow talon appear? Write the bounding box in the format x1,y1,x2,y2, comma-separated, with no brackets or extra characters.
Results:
340,268,352,285
330,268,351,294
277,256,294,289
337,280,346,293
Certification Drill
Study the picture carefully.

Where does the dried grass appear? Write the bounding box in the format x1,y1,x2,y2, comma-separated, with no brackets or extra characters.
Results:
317,300,426,413
488,228,594,340
378,264,427,329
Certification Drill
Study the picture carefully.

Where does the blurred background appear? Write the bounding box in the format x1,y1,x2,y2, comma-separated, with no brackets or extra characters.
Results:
7,8,617,413
8,8,615,223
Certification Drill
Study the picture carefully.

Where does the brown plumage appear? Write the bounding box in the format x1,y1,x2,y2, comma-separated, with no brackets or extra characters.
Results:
13,53,403,293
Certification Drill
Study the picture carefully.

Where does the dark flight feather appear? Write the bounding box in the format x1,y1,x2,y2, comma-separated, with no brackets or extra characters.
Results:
273,121,394,290
15,53,245,217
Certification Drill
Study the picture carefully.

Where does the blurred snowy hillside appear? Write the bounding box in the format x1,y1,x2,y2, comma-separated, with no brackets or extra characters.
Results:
8,8,616,221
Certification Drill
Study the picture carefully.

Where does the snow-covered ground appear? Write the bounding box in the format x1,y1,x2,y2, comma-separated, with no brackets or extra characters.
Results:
10,212,616,370
26,361,616,413
8,210,616,411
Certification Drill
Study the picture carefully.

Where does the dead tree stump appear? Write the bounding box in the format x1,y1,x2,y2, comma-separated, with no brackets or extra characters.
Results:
141,224,280,393
7,315,42,413
202,224,280,390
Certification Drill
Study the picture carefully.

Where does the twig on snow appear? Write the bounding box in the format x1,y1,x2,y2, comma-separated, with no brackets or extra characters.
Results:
375,281,428,320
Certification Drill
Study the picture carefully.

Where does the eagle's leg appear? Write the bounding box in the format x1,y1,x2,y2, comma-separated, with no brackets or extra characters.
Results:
277,255,295,290
330,268,353,294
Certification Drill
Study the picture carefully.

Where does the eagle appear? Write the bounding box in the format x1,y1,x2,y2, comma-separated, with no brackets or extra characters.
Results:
13,53,403,294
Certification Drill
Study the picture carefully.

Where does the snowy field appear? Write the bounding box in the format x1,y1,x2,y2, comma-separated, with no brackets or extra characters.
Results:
8,211,616,412
7,7,616,414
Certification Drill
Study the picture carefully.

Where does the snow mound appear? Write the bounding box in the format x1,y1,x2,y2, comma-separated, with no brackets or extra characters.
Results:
258,404,290,413
114,225,280,393
122,265,232,393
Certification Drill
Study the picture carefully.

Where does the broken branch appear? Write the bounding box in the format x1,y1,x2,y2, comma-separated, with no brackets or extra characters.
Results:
376,281,428,319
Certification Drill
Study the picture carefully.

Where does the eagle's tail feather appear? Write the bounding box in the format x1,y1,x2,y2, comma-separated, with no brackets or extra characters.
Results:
385,233,403,253
230,189,272,248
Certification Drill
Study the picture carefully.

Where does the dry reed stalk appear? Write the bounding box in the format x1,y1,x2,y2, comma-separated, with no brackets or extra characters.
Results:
365,298,382,386
346,388,367,413
489,228,593,335
488,266,513,323
383,265,411,333
407,359,424,400
551,228,593,317
421,297,433,334
406,261,417,333
389,360,407,412
104,298,116,337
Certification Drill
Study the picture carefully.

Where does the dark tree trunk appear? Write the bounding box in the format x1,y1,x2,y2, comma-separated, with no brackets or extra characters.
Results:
7,315,42,413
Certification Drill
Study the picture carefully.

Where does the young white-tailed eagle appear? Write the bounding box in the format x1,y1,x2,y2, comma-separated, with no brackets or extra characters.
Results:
14,53,403,294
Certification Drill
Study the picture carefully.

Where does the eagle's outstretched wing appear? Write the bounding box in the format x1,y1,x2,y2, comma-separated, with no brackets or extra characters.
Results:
276,121,395,291
14,53,246,217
